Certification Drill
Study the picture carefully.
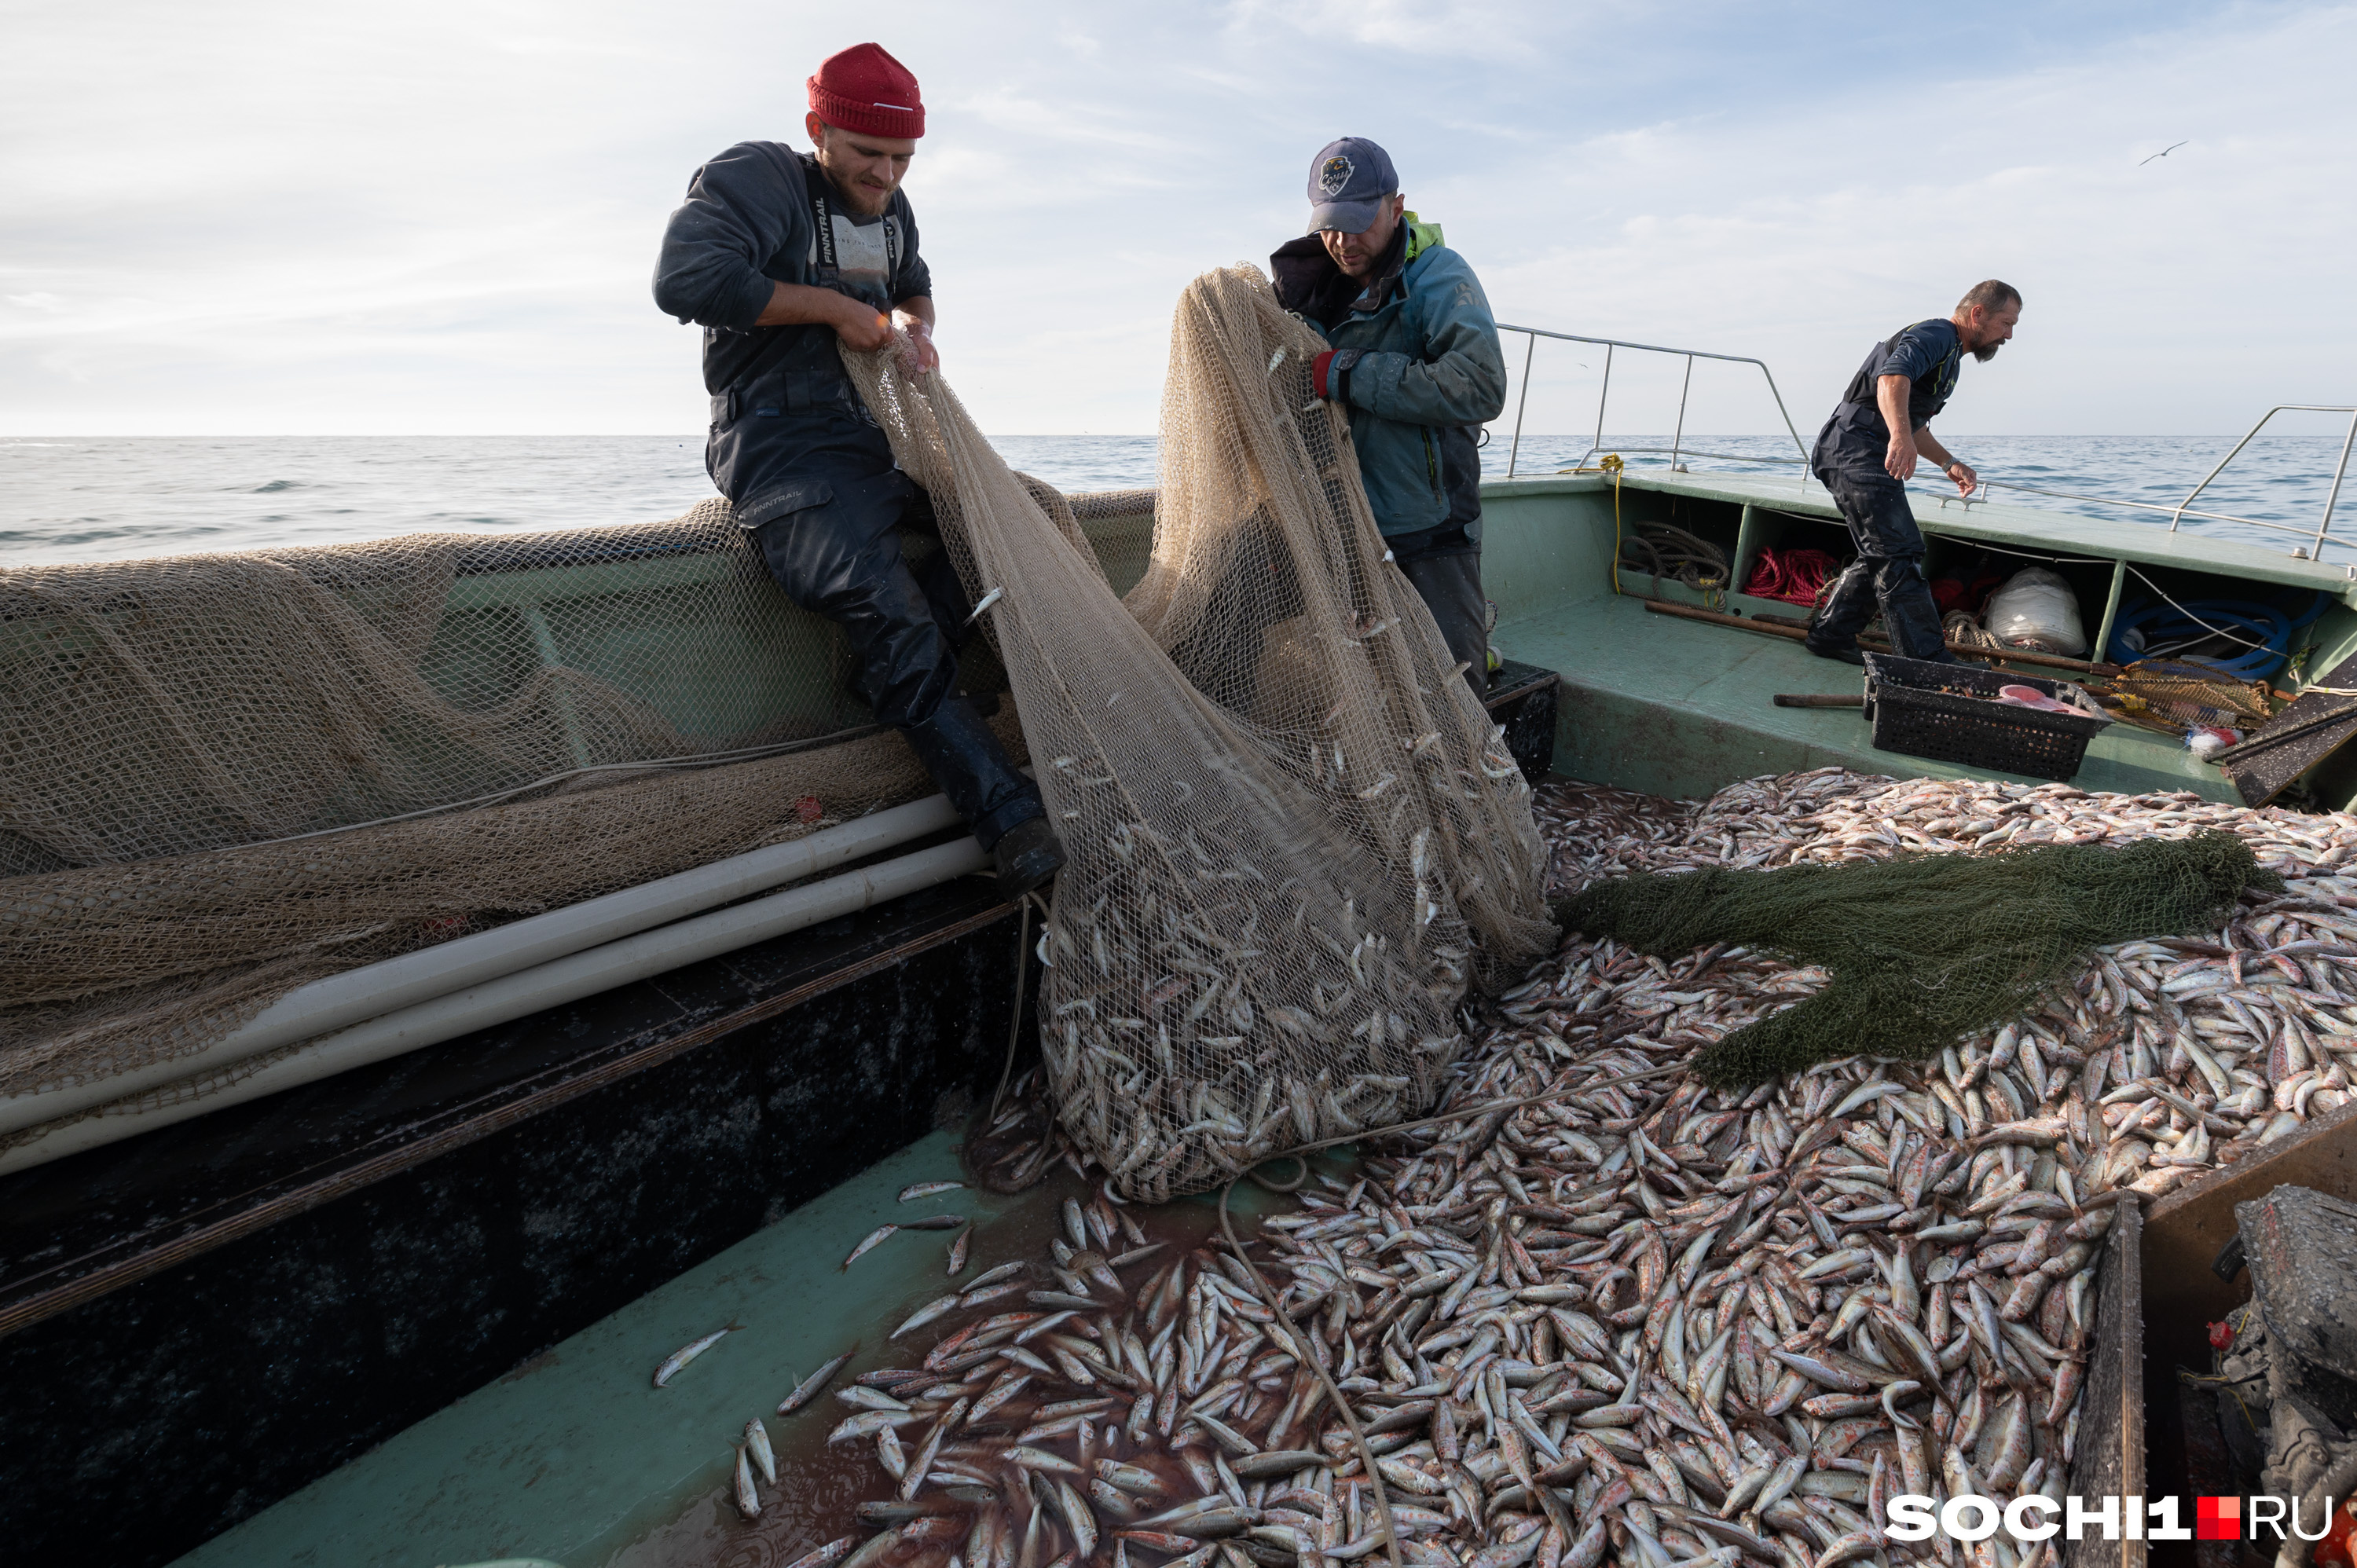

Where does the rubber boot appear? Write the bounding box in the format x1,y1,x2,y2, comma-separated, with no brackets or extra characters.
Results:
896,696,1065,899
898,694,1044,848
989,816,1065,902
1803,561,1879,665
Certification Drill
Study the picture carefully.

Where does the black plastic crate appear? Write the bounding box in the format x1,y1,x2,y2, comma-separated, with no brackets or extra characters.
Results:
1485,659,1560,781
1860,651,2112,782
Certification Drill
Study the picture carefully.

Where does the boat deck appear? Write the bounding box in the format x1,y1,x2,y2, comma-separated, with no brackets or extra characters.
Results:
24,468,2357,1566
168,1128,1307,1568
1478,469,2357,807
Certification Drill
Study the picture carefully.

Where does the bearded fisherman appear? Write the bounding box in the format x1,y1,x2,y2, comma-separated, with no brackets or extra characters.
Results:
1272,137,1506,700
654,42,1064,899
1802,280,2023,667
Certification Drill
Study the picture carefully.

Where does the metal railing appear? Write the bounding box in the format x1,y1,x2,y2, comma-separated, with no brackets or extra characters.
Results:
1496,323,2357,566
1496,324,1813,478
1912,404,2357,565
2172,405,2357,555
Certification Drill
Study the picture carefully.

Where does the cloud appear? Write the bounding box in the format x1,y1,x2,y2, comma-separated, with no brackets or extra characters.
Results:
1465,4,2357,439
0,0,2347,437
1218,0,1593,60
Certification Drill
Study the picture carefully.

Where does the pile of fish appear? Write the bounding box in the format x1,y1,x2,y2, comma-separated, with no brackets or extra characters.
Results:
748,767,2357,1568
971,1068,1116,1194
1533,768,2357,1194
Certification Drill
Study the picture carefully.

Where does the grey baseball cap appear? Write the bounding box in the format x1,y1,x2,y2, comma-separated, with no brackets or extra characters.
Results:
1307,137,1398,234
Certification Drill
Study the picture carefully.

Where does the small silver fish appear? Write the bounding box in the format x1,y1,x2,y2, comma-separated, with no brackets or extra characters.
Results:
731,1442,761,1519
843,1224,898,1269
783,1540,858,1568
778,1350,852,1416
652,1324,736,1388
830,1410,921,1443
961,1280,1028,1309
838,1385,911,1412
900,1180,966,1202
948,1223,972,1276
892,1292,964,1339
744,1418,776,1485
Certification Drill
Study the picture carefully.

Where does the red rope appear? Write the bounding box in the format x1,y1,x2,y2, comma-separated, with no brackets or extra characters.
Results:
1743,546,1841,606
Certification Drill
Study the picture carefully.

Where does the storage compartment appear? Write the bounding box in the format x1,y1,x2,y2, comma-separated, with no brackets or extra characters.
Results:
1862,650,2113,781
1735,504,1853,609
1920,543,2117,650
2102,561,2334,683
1612,489,1747,600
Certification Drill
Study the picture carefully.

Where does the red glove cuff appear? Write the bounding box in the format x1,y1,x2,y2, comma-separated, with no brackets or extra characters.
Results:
1312,349,1339,401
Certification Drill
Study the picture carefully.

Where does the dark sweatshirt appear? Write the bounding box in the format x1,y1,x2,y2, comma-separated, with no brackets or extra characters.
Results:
654,141,933,526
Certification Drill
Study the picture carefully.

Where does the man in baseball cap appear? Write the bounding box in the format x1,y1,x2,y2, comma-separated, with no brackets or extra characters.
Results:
654,43,1063,899
1272,137,1507,700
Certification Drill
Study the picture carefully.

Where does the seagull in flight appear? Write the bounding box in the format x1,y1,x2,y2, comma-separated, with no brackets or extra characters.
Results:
2139,140,2189,166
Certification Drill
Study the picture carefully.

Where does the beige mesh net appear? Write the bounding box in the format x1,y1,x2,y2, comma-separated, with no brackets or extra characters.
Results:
0,500,1054,1116
843,263,1554,1201
0,267,1548,1178
2088,658,2276,736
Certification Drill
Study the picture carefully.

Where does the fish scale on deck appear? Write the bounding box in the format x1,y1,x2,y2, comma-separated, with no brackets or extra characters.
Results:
713,767,2357,1568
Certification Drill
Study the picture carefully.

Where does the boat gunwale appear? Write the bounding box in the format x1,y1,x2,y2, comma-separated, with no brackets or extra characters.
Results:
1484,467,2357,599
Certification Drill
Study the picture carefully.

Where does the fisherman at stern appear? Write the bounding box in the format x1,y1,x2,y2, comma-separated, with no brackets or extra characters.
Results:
1803,280,2023,668
1272,137,1506,701
652,42,1064,899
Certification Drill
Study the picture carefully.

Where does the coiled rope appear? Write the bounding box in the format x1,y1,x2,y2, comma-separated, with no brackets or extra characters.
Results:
1618,521,1731,606
1742,546,1842,607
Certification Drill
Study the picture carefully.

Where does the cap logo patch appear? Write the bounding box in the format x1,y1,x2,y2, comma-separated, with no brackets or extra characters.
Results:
1318,156,1354,196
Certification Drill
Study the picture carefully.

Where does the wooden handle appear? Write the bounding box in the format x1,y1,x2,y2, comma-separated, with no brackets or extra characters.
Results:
1645,599,2123,677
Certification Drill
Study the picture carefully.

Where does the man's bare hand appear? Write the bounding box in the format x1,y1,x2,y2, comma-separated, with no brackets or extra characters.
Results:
1945,460,1978,498
830,299,895,354
896,315,939,376
1885,436,1920,483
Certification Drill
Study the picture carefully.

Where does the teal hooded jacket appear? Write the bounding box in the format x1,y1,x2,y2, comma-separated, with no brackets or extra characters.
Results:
1271,218,1507,537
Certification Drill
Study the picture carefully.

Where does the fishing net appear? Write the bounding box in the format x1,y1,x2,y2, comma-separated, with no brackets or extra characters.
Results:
0,496,1136,1117
841,263,1554,1200
2088,658,2277,738
1556,831,2280,1086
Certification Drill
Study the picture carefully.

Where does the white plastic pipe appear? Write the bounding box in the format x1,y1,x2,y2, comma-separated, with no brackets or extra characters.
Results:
0,793,965,1139
0,835,992,1178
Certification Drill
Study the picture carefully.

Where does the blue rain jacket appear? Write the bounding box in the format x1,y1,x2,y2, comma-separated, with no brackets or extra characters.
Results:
1272,218,1507,537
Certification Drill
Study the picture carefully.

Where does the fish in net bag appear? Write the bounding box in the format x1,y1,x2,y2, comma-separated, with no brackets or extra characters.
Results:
841,263,1554,1200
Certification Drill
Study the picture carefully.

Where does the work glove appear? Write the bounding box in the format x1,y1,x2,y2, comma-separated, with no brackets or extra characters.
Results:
1310,347,1362,401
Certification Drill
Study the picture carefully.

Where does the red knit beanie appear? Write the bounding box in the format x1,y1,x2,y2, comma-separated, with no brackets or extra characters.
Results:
808,43,925,139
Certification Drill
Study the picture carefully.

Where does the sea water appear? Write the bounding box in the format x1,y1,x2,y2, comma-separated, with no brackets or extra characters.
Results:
0,431,2348,566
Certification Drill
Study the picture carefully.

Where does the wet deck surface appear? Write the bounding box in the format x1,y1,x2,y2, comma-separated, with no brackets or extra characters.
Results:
1492,580,2240,806
174,1127,1307,1568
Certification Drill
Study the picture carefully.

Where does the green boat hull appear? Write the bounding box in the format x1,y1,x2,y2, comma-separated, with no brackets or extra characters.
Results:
6,468,2351,1567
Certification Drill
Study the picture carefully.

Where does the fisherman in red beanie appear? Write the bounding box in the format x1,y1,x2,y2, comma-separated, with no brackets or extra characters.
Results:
655,43,1064,899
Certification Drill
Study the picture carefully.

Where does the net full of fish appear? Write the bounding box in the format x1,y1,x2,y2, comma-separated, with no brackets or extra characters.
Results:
838,267,1554,1206
719,768,2357,1568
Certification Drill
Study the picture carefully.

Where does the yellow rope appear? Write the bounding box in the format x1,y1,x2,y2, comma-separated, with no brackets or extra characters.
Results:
1601,452,1626,595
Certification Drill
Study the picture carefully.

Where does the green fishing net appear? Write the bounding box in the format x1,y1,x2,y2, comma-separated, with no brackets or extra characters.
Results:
1553,831,2282,1086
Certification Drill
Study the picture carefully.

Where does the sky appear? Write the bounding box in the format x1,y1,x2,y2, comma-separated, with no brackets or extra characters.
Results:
2,0,2352,440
